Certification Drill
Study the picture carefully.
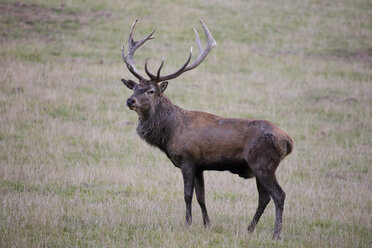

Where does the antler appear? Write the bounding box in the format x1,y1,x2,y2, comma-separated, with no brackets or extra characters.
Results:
123,20,216,83
122,19,155,81
145,20,217,83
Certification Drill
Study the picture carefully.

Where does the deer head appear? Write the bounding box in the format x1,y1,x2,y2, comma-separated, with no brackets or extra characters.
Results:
121,19,216,119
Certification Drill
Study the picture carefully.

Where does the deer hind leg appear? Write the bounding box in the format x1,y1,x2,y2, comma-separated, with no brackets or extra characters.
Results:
248,177,271,233
195,171,210,227
255,173,286,239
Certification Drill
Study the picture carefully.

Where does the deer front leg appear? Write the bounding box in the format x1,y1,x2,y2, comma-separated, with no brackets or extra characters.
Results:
195,171,210,227
181,165,195,226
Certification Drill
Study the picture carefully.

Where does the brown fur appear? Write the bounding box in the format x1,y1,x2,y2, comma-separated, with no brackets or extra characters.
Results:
120,16,292,240
122,79,293,239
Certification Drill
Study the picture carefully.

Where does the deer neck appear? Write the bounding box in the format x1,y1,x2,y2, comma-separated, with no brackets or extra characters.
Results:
136,95,180,152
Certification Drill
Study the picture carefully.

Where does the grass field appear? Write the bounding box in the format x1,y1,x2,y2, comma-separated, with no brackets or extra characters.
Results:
0,0,371,247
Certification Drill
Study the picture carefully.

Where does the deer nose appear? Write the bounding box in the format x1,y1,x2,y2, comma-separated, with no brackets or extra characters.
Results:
127,97,136,107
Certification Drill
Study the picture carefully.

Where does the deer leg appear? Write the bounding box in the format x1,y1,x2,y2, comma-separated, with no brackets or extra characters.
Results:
247,177,271,233
195,171,210,227
271,180,286,239
256,175,286,239
181,165,195,226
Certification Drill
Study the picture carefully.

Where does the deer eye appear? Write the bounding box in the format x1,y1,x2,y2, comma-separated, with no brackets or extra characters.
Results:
147,90,155,95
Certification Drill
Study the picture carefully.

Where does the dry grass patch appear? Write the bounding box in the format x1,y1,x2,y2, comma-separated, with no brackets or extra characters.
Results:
0,0,371,247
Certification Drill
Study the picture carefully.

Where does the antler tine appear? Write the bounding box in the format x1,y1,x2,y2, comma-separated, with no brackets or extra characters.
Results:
128,19,156,51
153,47,193,83
144,57,165,81
148,20,216,83
184,20,217,71
127,19,137,46
156,57,164,79
194,28,203,54
122,19,156,81
144,58,157,80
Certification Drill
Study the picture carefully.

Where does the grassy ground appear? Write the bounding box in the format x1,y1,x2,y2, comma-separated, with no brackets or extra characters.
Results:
0,0,371,247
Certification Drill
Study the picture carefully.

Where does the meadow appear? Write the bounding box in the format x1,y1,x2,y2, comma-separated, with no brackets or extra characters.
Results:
0,0,371,247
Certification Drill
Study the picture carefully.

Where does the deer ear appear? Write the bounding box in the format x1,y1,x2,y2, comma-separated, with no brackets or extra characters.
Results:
121,79,137,90
159,81,168,94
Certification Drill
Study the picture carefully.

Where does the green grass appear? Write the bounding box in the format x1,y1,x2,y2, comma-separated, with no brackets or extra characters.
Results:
0,0,371,247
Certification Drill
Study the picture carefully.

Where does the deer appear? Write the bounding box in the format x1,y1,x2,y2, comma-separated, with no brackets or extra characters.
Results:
120,19,293,239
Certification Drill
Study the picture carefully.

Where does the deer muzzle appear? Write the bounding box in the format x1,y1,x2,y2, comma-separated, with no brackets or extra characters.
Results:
127,97,137,110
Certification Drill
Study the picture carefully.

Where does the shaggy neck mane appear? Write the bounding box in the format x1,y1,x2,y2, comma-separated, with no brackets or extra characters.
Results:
136,96,181,152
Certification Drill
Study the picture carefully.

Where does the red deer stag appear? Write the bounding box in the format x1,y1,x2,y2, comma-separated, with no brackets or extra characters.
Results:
121,19,293,239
